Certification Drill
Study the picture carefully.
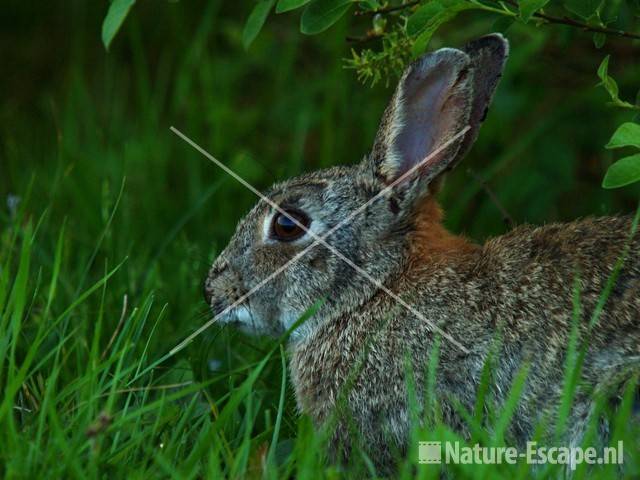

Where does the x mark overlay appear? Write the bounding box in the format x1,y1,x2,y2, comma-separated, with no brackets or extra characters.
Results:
167,125,471,357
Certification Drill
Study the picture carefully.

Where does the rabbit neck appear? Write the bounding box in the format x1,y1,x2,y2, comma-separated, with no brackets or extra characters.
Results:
288,197,482,424
287,197,477,343
408,196,479,262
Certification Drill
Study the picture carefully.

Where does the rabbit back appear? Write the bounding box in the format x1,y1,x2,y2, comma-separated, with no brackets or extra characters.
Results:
289,214,640,467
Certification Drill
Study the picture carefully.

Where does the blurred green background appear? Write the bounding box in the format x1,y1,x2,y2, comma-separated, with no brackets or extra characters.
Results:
1,0,639,477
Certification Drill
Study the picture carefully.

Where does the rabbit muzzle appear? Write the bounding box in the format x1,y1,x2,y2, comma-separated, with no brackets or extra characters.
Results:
204,260,250,323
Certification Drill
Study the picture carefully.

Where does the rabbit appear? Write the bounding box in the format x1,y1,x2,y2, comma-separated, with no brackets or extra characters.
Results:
203,33,640,472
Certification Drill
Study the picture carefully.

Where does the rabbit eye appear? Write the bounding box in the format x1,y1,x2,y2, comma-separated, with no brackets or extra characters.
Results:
270,209,310,242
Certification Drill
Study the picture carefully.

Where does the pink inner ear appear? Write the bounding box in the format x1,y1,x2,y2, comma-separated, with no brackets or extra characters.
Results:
390,57,471,184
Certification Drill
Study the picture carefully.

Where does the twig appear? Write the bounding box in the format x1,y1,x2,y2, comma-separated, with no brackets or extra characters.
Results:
346,31,385,43
467,168,515,228
502,0,640,41
357,0,640,40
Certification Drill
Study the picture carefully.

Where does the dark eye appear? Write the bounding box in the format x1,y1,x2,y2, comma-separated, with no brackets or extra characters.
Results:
270,209,310,242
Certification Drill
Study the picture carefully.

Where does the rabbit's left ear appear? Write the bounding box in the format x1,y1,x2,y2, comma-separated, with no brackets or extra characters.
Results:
367,33,508,191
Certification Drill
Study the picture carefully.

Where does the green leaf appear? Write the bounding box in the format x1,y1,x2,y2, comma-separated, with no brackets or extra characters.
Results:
597,54,610,79
276,0,311,13
407,2,446,37
602,154,640,188
408,0,474,38
300,0,352,35
596,56,639,110
361,0,382,8
597,55,619,99
593,32,606,48
492,16,515,33
101,0,136,50
563,0,602,19
519,0,551,23
605,123,640,150
411,25,438,56
243,0,276,49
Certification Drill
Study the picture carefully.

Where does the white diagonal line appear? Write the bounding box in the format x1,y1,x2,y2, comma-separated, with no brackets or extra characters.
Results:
170,125,471,355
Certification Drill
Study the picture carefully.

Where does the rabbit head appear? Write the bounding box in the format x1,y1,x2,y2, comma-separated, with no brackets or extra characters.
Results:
204,34,508,340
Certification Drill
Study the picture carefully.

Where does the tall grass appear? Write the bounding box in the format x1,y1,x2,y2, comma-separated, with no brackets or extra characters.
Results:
2,207,638,478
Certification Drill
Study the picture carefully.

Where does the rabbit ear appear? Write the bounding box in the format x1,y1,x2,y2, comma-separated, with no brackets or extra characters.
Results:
458,33,509,158
367,33,508,191
368,47,473,188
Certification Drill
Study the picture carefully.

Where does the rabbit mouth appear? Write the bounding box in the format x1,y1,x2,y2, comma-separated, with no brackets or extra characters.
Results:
215,304,266,334
214,302,286,336
216,304,252,323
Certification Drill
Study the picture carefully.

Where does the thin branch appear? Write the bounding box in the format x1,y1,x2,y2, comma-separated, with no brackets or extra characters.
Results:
467,168,515,229
503,0,640,40
346,31,385,43
537,13,640,40
359,0,640,40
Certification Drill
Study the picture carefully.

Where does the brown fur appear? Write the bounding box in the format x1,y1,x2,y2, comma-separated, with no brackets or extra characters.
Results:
409,196,479,262
289,216,640,471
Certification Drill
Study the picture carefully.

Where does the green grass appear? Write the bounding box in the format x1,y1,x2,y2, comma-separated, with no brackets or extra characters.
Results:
1,1,639,478
1,211,638,478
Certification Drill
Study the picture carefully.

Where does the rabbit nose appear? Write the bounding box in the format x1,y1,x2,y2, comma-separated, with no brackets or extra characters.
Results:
203,278,226,317
203,261,228,306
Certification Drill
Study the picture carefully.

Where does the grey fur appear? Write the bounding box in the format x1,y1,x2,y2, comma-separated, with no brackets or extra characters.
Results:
204,34,639,472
